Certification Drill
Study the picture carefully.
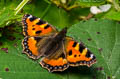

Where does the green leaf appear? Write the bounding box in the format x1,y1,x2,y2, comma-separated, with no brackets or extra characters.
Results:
0,33,1,37
0,19,120,79
23,0,78,28
67,19,120,79
0,0,22,37
95,8,120,21
0,8,22,28
0,0,22,28
0,24,65,79
103,9,120,21
75,0,105,7
43,0,51,4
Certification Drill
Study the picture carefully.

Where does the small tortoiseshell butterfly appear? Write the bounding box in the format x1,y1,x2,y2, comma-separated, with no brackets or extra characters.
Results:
22,14,96,72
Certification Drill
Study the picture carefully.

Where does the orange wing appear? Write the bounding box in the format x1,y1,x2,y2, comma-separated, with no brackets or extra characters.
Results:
22,36,56,59
40,56,68,72
64,37,96,67
40,42,69,72
22,14,57,36
22,37,41,59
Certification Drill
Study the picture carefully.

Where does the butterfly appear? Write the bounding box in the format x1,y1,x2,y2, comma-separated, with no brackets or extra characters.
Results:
22,14,96,72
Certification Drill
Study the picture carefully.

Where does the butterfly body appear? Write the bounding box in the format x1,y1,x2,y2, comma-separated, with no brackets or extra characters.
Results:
22,14,96,72
38,27,67,58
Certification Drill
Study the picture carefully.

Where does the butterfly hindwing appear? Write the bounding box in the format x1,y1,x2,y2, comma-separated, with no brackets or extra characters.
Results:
40,42,69,72
65,37,96,67
22,36,54,59
22,36,41,59
22,14,57,36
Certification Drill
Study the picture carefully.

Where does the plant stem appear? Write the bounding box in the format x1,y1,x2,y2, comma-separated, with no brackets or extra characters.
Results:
67,4,79,11
14,0,30,15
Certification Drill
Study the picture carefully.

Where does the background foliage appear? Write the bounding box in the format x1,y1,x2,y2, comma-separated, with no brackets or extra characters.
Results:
0,0,120,79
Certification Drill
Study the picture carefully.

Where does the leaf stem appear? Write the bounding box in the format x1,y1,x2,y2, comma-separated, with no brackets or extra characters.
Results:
67,4,80,11
14,0,30,15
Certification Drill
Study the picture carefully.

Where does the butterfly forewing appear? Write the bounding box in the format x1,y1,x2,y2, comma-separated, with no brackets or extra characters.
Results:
22,14,57,36
64,37,96,67
40,42,69,72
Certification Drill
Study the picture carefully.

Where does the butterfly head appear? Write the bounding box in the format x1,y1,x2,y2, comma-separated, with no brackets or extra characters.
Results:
59,27,67,36
61,27,67,34
55,27,67,39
